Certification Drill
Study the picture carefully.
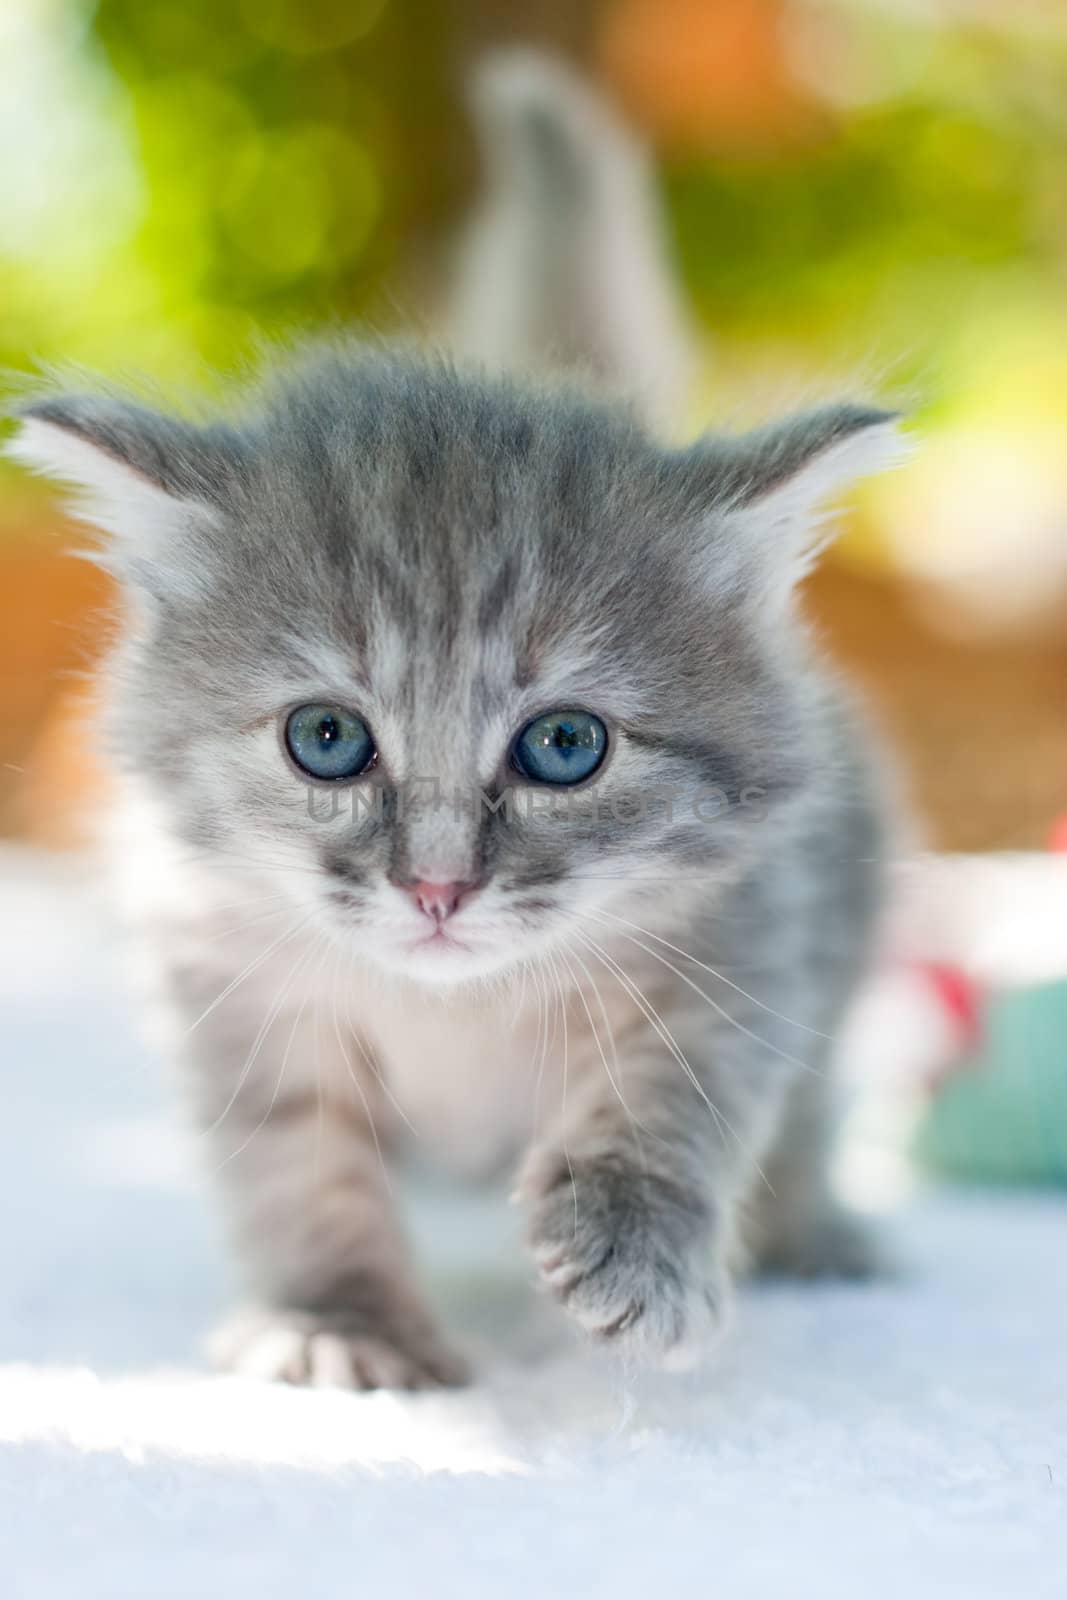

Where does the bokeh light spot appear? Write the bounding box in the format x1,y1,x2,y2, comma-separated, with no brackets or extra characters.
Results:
239,0,388,57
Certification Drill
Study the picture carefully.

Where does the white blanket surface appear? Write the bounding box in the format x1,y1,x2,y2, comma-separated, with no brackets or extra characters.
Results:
1,851,1063,1598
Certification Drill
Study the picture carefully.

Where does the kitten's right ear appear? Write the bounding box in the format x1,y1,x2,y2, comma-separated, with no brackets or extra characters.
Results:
5,392,230,597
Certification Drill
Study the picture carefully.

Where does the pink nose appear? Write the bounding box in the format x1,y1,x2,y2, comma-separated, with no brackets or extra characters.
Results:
406,879,477,923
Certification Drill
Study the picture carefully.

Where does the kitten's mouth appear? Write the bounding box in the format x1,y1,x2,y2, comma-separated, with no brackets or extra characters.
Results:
407,927,472,955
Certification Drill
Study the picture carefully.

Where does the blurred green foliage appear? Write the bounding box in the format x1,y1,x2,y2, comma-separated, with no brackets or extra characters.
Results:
0,0,462,390
93,0,392,339
2,0,1067,518
667,11,1067,413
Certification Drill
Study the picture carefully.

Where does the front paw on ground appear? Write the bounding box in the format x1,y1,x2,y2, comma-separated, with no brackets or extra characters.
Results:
522,1154,728,1357
209,1307,471,1391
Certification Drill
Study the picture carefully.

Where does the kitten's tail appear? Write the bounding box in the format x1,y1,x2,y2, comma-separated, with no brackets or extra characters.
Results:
448,50,696,434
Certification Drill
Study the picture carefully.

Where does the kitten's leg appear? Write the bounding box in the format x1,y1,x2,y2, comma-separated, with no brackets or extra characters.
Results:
519,972,797,1359
518,899,880,1358
745,1069,883,1279
185,980,468,1390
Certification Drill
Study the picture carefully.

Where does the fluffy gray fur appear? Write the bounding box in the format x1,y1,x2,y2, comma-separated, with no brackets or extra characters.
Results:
6,58,903,1389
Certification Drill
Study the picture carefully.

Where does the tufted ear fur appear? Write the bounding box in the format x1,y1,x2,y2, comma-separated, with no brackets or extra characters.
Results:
5,392,237,600
681,404,909,610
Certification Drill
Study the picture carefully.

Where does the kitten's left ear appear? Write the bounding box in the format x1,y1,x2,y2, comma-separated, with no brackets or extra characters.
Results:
689,404,909,608
5,391,234,595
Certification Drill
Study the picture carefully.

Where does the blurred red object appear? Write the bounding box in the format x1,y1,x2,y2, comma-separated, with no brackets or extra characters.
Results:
1048,815,1067,854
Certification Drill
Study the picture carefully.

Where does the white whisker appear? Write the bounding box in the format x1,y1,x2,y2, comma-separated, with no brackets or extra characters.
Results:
201,901,294,944
330,942,391,1192
203,925,317,1141
546,951,577,1239
215,932,324,1168
185,913,315,1037
528,959,551,1138
575,927,775,1195
572,928,728,1144
513,958,529,1027
555,940,651,1163
582,912,821,1078
342,946,420,1140
589,905,833,1041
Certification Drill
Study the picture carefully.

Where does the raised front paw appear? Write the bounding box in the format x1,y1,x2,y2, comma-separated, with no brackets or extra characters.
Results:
210,1304,470,1392
520,1149,728,1359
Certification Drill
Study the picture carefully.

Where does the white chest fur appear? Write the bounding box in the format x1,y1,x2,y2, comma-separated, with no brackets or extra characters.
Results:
343,969,553,1177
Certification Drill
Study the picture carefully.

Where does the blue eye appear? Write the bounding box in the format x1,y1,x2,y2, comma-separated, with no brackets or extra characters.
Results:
285,704,376,781
513,710,608,786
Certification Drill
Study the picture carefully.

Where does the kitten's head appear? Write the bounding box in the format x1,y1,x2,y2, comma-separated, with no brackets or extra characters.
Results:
8,349,902,985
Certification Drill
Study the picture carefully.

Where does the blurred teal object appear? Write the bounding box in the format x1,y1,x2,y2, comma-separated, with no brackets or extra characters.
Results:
916,982,1067,1186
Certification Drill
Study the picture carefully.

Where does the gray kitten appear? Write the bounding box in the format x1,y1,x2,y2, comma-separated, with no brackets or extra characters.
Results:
7,58,903,1389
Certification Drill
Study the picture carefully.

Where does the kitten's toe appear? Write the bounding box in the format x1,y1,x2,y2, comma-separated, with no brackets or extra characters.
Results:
522,1152,728,1359
303,1330,469,1390
758,1204,886,1279
209,1307,471,1391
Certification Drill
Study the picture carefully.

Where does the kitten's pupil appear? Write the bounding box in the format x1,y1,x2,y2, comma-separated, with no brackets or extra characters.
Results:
318,716,339,745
